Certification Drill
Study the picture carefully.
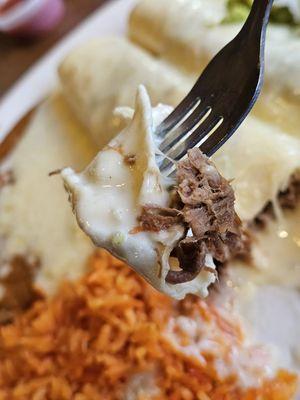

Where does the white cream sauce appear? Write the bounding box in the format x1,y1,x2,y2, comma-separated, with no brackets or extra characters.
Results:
0,94,96,294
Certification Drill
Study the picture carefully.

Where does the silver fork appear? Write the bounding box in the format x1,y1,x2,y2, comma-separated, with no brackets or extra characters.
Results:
157,0,274,176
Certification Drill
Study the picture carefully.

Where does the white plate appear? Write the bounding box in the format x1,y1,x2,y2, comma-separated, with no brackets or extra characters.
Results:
0,0,136,141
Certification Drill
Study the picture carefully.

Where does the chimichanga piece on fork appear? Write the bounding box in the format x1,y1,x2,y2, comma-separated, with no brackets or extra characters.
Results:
58,37,191,149
129,0,300,136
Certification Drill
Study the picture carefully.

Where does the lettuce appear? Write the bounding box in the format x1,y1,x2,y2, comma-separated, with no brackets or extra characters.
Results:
224,0,300,26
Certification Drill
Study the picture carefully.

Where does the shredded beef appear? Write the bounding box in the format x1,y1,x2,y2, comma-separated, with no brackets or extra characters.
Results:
166,239,206,284
166,149,248,284
183,208,211,237
138,206,184,233
279,172,300,209
139,148,249,285
252,203,275,229
253,172,300,229
177,149,238,232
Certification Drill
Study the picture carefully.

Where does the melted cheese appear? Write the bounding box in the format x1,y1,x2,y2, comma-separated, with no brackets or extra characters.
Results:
222,204,300,374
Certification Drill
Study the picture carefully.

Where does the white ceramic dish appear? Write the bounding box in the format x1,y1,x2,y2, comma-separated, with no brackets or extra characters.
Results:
0,0,136,141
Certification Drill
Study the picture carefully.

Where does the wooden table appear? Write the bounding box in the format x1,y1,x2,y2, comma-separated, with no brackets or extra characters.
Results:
0,0,108,98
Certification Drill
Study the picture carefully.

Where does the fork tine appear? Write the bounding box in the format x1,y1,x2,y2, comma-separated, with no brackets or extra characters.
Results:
156,94,200,136
159,104,211,153
163,114,223,162
160,115,223,177
159,157,177,177
199,119,236,156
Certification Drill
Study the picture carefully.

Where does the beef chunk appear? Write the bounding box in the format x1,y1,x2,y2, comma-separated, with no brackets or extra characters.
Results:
166,149,248,284
166,239,206,284
279,172,300,209
139,148,249,286
138,206,184,233
177,148,238,234
253,172,300,229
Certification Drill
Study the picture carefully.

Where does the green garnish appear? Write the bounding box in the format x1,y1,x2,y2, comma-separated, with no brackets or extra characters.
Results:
223,0,251,23
224,0,299,26
112,232,126,247
271,6,296,24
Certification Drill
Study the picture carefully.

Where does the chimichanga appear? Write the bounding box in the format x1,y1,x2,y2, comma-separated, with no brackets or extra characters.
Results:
129,0,300,136
59,37,190,149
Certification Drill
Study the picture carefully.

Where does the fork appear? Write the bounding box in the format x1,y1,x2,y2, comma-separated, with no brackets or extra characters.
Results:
157,0,274,176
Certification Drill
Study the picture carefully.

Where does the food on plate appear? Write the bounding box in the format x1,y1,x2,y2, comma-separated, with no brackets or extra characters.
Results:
62,86,248,299
0,0,300,397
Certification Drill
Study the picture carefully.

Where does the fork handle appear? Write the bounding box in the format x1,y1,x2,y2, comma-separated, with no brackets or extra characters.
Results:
241,0,274,43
